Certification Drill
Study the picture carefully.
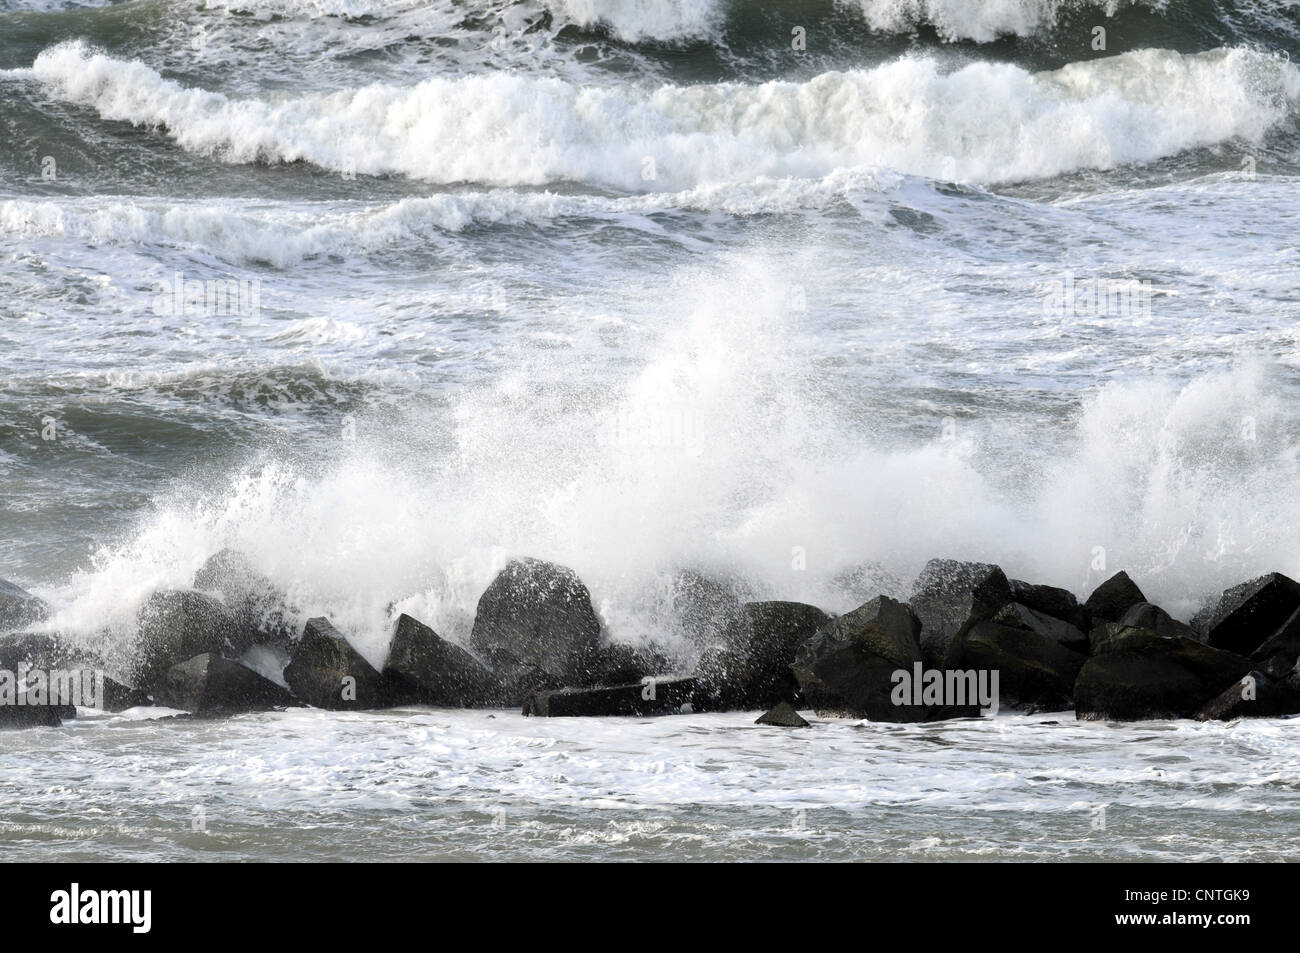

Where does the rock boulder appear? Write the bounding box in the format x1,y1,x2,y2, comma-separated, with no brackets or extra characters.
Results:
909,559,1012,668
1192,573,1300,657
1074,626,1250,721
469,558,603,698
155,653,295,715
284,617,390,710
383,614,493,707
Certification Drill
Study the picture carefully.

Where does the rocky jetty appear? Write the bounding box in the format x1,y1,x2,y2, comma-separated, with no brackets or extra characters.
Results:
4,557,1300,729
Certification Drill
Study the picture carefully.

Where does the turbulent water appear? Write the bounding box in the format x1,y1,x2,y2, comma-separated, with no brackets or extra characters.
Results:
2,708,1295,862
2,0,1300,861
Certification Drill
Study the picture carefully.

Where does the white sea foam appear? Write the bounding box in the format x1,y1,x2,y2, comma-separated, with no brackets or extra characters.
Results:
0,171,898,264
38,254,1300,669
841,0,1157,43
4,707,1292,861
16,41,1298,189
192,0,1155,44
197,0,722,42
549,0,723,42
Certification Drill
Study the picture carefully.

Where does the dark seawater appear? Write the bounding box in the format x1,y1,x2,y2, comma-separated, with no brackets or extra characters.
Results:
1,0,1299,860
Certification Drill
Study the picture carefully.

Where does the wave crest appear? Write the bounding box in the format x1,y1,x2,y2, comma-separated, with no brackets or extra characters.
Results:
17,41,1300,189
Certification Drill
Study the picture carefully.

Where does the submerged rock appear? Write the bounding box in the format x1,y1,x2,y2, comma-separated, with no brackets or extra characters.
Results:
755,701,809,728
284,617,390,710
692,600,830,712
133,590,255,688
908,559,1012,668
522,675,695,717
1192,573,1300,657
1083,571,1146,624
383,613,493,707
1074,626,1250,721
469,558,603,698
0,579,48,633
155,653,295,715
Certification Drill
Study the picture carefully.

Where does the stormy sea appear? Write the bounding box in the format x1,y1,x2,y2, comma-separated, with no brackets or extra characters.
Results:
2,0,1299,863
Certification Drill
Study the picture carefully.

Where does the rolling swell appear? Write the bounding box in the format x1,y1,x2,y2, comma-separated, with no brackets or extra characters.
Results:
7,40,1298,191
4,1,1300,90
560,0,1300,58
4,0,1300,701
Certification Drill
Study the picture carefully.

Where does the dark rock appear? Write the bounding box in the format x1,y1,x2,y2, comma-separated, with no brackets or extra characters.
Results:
192,549,295,650
522,675,695,717
1195,669,1300,721
133,590,255,688
1116,601,1200,644
1074,626,1251,721
1009,579,1090,633
691,645,761,713
585,641,674,687
382,614,493,707
992,601,1089,653
0,661,73,725
742,601,832,675
755,701,809,727
909,559,1013,668
98,677,153,712
668,569,749,647
0,631,93,671
1083,571,1146,623
284,617,390,710
821,595,923,667
0,633,147,711
1284,666,1300,696
791,596,974,721
692,601,830,712
1250,606,1300,678
0,698,66,729
962,620,1086,705
469,558,603,697
1024,698,1074,715
0,579,49,633
1192,573,1300,657
1087,623,1141,656
155,653,295,715
789,631,894,718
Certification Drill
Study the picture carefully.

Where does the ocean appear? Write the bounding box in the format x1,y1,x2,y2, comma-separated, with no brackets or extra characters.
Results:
1,0,1299,861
